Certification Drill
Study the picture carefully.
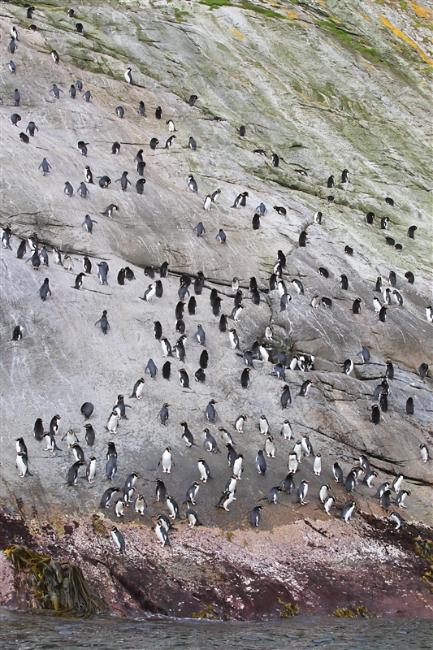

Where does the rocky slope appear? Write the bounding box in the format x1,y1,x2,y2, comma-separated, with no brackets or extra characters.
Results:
0,0,432,619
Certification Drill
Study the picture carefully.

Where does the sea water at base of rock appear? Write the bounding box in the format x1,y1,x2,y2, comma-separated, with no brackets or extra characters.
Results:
0,610,431,649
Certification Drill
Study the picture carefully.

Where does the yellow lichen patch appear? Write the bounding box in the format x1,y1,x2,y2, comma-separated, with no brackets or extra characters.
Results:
229,27,245,40
287,10,299,20
410,2,433,19
380,15,433,65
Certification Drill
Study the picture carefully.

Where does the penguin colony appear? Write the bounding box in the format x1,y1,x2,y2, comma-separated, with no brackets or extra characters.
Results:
1,6,432,556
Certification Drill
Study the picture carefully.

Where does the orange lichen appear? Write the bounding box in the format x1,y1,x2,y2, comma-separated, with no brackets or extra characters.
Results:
410,2,433,19
380,15,433,65
229,27,245,39
287,10,299,19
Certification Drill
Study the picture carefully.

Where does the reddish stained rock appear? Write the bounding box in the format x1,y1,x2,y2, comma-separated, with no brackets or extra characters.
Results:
0,511,432,620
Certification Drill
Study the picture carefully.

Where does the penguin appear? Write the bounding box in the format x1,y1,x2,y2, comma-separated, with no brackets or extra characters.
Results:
345,470,357,493
155,522,170,546
396,490,410,509
80,402,94,419
426,306,433,323
205,400,217,423
155,106,162,119
249,506,263,527
313,454,322,476
95,309,110,334
144,358,157,379
197,459,211,483
124,67,133,84
12,325,24,341
51,50,60,64
352,298,362,314
341,501,356,523
33,418,44,442
280,420,293,440
178,368,190,389
299,380,312,397
319,484,330,504
131,495,145,516
405,271,415,284
185,481,200,506
195,324,206,346
297,480,309,505
39,278,51,301
388,511,404,531
180,422,194,448
217,490,236,512
343,359,354,376
188,136,197,151
84,423,95,447
259,415,270,436
187,174,198,192
271,153,280,167
231,191,248,208
166,495,179,519
162,361,171,380
392,474,404,495
115,106,125,118
418,362,429,379
407,225,417,239
380,489,392,511
420,443,430,463
77,182,89,198
82,214,96,233
161,338,173,357
235,415,246,433
106,410,119,434
264,436,276,459
161,447,173,473
17,239,26,259
268,486,282,504
100,488,120,509
333,462,344,483
186,509,201,528
86,457,96,483
115,499,125,518
256,449,267,475
371,405,381,424
66,461,83,486
281,473,296,494
155,479,167,502
324,496,335,516
280,385,291,409
130,378,145,400
233,454,244,479
240,367,251,388
159,403,170,426
406,397,414,415
327,175,334,188
216,229,227,244
341,169,349,183
364,470,378,488
111,527,125,554
203,428,219,453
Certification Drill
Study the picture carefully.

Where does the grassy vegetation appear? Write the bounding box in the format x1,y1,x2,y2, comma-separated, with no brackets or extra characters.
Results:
200,0,284,18
318,20,383,64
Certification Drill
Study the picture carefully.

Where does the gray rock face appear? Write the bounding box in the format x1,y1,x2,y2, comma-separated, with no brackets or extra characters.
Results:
0,0,432,551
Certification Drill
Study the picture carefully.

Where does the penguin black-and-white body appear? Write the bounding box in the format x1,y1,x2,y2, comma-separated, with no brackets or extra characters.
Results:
111,527,125,553
297,480,309,505
333,462,344,483
135,495,146,515
100,487,120,509
396,490,410,509
217,490,236,512
256,449,267,475
161,447,173,473
319,484,329,504
185,481,200,506
131,378,145,399
124,67,133,84
249,505,262,527
341,501,356,522
67,461,83,486
324,496,335,516
86,457,96,483
313,454,322,476
233,454,244,479
166,495,179,519
197,459,211,483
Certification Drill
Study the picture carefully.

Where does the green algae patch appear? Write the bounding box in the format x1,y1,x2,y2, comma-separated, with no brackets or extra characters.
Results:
333,604,375,618
4,545,104,616
277,598,300,617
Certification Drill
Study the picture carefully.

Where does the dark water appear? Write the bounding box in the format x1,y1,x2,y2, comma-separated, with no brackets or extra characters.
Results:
0,610,432,649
